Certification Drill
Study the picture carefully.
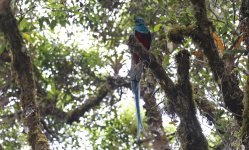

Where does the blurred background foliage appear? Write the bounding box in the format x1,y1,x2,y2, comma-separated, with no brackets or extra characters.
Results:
0,0,246,149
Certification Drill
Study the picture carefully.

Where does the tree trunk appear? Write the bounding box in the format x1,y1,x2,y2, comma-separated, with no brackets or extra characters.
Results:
173,50,208,150
141,70,170,149
0,2,50,150
188,0,244,124
128,35,208,150
240,0,249,148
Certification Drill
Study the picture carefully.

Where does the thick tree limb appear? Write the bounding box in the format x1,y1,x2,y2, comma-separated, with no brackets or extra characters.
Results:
168,0,244,124
141,70,170,149
0,2,50,149
67,77,130,124
239,0,249,148
194,96,217,125
128,35,208,149
191,0,243,123
190,0,243,125
1,76,130,134
128,35,177,101
175,50,208,150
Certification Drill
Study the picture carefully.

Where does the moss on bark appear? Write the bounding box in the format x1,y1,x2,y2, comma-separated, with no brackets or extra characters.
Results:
240,0,249,148
168,0,244,124
175,50,208,150
141,70,170,149
128,35,209,149
241,73,249,148
0,4,50,150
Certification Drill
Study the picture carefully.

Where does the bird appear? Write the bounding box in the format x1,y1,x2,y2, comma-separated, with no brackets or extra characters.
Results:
129,16,151,140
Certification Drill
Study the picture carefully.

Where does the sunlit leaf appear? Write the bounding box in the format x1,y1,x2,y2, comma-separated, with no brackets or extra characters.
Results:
19,18,28,31
22,32,31,42
162,54,170,68
154,24,162,32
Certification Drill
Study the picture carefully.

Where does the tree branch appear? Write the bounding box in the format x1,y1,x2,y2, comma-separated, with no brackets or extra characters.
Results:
0,2,50,149
174,50,208,149
66,76,130,124
168,0,244,124
239,0,249,148
194,96,217,125
189,0,244,124
141,70,170,149
0,143,3,150
128,35,208,149
128,34,177,101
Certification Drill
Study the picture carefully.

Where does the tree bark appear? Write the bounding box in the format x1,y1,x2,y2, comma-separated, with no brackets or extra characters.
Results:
190,0,243,124
168,0,244,124
239,0,249,148
241,58,249,149
128,35,208,150
67,76,129,124
141,70,170,149
0,1,50,150
174,50,208,150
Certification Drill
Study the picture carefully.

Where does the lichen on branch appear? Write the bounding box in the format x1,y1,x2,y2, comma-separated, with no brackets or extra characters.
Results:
168,0,244,125
128,35,208,149
0,2,50,150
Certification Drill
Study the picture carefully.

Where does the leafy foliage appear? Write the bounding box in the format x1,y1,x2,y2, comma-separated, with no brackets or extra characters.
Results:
0,0,248,149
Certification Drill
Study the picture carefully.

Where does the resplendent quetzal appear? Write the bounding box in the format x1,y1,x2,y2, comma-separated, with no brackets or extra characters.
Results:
129,17,151,140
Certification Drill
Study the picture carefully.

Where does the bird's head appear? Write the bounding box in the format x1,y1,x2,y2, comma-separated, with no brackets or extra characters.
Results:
135,17,145,25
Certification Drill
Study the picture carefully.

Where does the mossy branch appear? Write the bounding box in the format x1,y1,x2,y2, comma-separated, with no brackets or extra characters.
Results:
128,34,177,99
168,25,199,44
194,96,217,125
240,0,249,148
128,35,208,149
141,70,170,149
167,0,244,124
0,1,50,149
175,50,208,150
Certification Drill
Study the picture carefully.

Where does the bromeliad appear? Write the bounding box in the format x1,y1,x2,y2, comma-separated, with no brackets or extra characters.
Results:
129,17,151,140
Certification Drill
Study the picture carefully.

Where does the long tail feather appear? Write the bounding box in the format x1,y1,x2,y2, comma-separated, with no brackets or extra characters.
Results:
132,80,143,139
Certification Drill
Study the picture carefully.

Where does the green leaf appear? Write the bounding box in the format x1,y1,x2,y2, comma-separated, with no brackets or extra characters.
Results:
0,44,5,54
158,0,163,5
22,32,31,42
50,20,57,30
58,16,67,27
154,24,162,32
19,18,28,31
162,54,170,68
38,17,50,30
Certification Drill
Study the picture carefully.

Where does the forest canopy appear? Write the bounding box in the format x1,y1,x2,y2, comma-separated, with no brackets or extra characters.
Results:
0,0,249,149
